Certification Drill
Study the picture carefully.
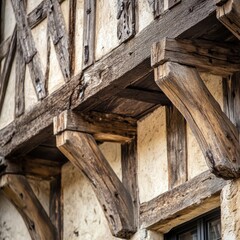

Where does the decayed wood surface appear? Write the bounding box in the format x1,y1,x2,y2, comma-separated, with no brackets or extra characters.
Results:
0,0,216,158
167,0,181,9
11,0,46,100
217,0,240,40
154,62,240,179
82,0,96,69
121,138,139,228
47,0,70,81
151,38,240,76
117,0,135,43
0,28,17,113
15,38,26,117
56,131,135,238
166,105,187,189
0,37,11,61
140,170,227,232
53,110,137,143
0,174,57,240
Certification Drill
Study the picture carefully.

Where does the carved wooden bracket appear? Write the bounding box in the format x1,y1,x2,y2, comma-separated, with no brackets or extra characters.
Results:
0,158,57,240
216,0,240,40
152,38,240,179
54,110,136,238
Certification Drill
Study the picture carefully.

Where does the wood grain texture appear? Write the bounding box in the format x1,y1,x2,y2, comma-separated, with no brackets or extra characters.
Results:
151,38,240,76
140,170,227,232
117,0,135,43
217,0,240,40
167,0,181,10
0,174,57,240
166,105,187,189
154,62,240,179
147,0,164,18
53,110,137,143
56,131,135,238
0,37,11,61
83,0,96,69
47,0,70,81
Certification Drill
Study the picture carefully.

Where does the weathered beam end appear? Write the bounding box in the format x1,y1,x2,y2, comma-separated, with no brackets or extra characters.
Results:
216,0,240,40
151,38,240,76
0,159,57,240
152,59,240,179
55,129,136,238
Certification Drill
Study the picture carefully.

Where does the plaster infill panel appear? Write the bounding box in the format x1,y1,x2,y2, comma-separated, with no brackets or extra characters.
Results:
27,0,43,14
187,73,224,179
138,106,168,203
95,0,119,60
62,142,121,240
138,0,154,33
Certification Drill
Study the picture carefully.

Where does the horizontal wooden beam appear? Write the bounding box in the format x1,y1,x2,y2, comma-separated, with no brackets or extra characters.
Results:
151,38,240,76
0,0,216,158
140,170,227,233
54,110,137,143
117,88,170,105
217,0,240,40
56,130,136,238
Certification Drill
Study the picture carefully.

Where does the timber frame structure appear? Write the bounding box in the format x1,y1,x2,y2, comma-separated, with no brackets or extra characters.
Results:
1,0,240,239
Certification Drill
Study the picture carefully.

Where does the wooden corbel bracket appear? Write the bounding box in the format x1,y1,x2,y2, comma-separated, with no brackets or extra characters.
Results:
54,110,136,238
216,0,240,40
0,157,57,240
151,38,240,180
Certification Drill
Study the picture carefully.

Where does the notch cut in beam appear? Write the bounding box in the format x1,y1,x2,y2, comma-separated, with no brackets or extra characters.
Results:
151,38,240,76
53,110,137,143
153,61,240,179
0,174,57,240
216,0,240,40
56,130,136,238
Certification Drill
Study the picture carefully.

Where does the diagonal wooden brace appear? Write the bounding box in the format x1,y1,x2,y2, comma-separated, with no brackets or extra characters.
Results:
0,158,57,240
153,60,240,179
54,111,136,238
216,0,240,40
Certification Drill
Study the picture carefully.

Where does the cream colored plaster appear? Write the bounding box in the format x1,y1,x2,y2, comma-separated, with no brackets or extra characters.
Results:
3,0,16,40
48,40,65,94
95,0,119,60
138,107,168,203
24,66,38,112
62,142,122,240
0,57,16,129
138,0,154,32
221,179,240,240
27,0,43,14
131,230,163,240
61,0,70,32
187,73,224,179
74,0,84,75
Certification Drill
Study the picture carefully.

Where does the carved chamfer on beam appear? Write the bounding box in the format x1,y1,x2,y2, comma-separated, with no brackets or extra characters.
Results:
11,0,46,100
117,0,135,43
151,38,240,76
153,60,240,179
47,0,70,81
216,0,240,40
55,130,136,238
53,110,137,143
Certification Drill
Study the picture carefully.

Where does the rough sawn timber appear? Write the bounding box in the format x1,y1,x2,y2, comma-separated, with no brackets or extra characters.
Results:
56,131,136,238
154,62,240,179
0,0,216,158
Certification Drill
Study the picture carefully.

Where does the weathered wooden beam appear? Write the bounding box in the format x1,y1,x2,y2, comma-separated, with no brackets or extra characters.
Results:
147,0,164,18
0,37,11,61
47,0,70,81
55,130,136,238
82,0,96,69
151,38,240,76
166,105,187,189
117,88,170,105
140,170,227,233
121,138,139,228
0,173,57,240
53,110,137,143
117,0,135,43
0,0,217,158
0,27,17,113
167,0,181,10
153,61,240,179
216,0,240,40
11,0,46,100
